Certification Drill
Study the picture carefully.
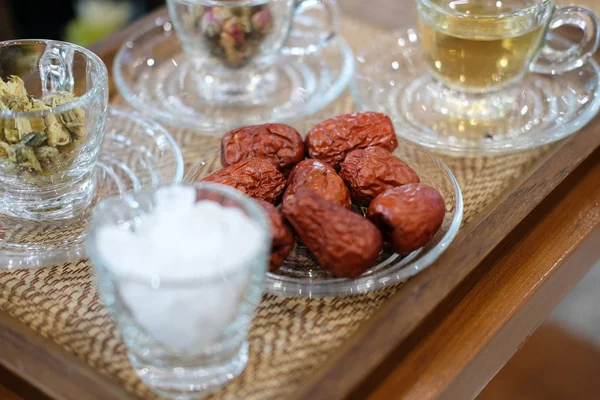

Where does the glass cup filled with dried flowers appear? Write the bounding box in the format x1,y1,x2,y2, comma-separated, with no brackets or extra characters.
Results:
0,40,108,220
167,0,340,104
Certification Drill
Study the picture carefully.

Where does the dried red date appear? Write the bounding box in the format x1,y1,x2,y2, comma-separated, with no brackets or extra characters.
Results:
339,146,420,206
256,199,294,272
283,159,351,208
305,112,398,167
202,158,286,204
221,123,304,172
282,190,383,278
367,184,445,255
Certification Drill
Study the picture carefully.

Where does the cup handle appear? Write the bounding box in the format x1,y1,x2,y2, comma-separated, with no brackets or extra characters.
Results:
531,5,600,75
282,0,340,55
39,41,75,97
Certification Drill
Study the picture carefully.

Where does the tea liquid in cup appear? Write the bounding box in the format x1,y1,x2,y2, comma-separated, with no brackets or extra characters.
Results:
408,0,600,144
167,0,340,104
417,0,600,93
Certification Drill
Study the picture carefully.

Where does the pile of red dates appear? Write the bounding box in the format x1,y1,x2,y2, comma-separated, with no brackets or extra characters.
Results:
202,112,446,278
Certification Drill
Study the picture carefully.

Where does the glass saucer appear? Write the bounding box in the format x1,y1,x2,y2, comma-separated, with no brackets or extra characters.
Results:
114,16,355,133
184,119,463,298
352,29,600,157
0,107,184,269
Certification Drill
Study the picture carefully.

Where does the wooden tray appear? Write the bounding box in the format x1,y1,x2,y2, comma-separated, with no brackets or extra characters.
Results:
1,3,599,400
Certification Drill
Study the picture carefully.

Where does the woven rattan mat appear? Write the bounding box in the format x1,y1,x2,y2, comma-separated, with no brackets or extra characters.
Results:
0,17,554,399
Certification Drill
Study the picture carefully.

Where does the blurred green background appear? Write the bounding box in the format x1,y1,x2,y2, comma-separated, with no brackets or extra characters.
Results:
1,0,165,46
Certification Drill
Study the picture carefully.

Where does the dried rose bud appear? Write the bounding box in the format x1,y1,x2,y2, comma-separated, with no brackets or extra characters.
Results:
228,6,238,15
222,17,246,47
240,7,253,19
251,9,272,34
219,33,244,66
212,7,234,24
240,13,253,33
201,9,221,37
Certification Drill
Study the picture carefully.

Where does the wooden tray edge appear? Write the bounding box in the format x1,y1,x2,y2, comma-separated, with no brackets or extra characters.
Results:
0,8,597,400
0,310,133,400
295,117,600,400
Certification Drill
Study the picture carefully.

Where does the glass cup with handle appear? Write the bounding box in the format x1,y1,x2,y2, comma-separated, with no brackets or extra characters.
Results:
0,39,108,220
413,0,600,133
417,0,600,92
167,0,340,104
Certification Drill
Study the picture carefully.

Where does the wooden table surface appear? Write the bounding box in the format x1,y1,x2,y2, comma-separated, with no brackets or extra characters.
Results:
1,0,599,399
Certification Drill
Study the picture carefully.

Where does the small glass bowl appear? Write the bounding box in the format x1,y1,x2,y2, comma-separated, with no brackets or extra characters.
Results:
185,122,463,297
86,183,271,398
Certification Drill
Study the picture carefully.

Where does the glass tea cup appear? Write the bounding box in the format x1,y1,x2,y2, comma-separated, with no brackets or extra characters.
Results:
86,183,271,399
167,0,340,104
417,0,600,93
0,40,108,220
413,0,600,126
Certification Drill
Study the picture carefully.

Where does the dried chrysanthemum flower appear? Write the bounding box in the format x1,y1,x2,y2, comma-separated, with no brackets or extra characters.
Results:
19,146,43,172
21,132,48,147
3,117,32,143
35,146,61,170
4,76,29,98
0,76,86,174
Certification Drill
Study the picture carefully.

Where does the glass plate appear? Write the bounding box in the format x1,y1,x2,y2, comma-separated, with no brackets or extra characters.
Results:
184,120,463,297
113,16,355,133
0,107,184,269
352,29,600,157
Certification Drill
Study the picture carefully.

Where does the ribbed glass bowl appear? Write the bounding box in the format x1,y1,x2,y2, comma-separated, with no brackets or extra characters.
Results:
185,124,463,297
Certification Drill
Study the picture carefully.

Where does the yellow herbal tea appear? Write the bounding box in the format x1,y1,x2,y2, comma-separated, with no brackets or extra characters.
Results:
418,0,548,91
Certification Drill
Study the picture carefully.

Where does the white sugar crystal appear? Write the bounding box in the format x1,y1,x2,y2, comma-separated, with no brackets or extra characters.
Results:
95,185,266,353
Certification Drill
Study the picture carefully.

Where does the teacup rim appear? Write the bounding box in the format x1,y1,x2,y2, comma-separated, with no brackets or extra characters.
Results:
417,0,552,18
0,39,108,119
